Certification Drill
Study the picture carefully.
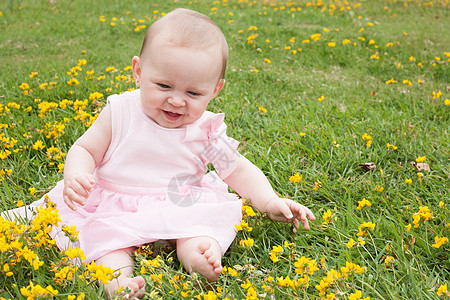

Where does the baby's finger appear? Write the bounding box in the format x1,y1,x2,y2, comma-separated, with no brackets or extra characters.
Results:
85,174,96,188
292,218,300,233
71,180,91,198
299,209,311,230
78,176,94,193
306,207,316,221
63,194,77,211
65,187,85,206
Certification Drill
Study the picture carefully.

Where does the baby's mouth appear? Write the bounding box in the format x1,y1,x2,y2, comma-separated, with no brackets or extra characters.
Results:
163,110,183,122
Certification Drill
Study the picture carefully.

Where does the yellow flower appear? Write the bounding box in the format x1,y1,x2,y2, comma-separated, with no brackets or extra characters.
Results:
67,78,80,85
357,198,372,210
385,78,397,84
269,245,284,263
415,156,426,163
412,206,433,228
234,220,253,232
431,236,448,249
387,143,398,150
242,204,256,217
3,263,13,276
318,95,325,102
239,238,254,248
362,133,372,147
432,90,442,99
105,66,117,72
357,222,376,236
321,209,336,228
89,92,104,101
405,224,411,232
313,180,322,190
328,42,336,47
258,105,267,113
289,173,302,183
402,79,412,86
437,284,449,297
374,185,384,192
349,290,370,300
417,172,423,181
445,99,450,106
20,82,30,90
346,238,355,248
311,33,321,41
405,178,412,184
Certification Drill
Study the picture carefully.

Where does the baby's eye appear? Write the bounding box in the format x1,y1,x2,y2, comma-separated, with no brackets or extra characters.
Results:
188,91,201,97
157,83,171,89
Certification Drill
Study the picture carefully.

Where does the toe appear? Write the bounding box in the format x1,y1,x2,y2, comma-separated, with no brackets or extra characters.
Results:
197,240,211,254
204,249,213,259
207,254,217,265
212,259,221,268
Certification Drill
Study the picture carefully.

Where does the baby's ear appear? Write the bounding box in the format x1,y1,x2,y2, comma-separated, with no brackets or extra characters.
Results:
132,56,141,87
213,79,225,96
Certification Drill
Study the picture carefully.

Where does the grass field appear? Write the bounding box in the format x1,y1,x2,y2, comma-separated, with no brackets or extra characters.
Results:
0,0,449,299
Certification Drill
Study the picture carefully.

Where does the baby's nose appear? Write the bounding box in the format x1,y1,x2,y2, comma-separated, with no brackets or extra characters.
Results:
168,95,186,107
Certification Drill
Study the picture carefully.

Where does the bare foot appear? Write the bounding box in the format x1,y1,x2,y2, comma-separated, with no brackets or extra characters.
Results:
177,237,223,282
95,248,145,299
107,275,146,299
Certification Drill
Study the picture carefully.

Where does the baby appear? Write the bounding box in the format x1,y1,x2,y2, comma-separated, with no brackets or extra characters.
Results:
5,8,315,298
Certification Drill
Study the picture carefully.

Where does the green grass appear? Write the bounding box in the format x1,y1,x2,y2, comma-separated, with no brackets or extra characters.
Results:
0,0,449,299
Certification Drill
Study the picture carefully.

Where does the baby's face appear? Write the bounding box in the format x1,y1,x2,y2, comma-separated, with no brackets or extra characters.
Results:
132,45,224,128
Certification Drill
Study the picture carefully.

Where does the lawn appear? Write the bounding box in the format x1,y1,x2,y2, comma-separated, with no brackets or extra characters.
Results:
0,0,449,299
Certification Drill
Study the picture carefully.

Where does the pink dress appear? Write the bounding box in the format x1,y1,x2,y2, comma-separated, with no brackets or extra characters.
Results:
21,90,242,263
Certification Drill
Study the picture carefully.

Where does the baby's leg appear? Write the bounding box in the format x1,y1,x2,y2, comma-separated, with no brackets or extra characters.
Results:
176,236,223,282
95,247,145,298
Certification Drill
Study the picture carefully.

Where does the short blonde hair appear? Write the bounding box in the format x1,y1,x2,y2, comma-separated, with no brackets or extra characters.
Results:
139,8,228,79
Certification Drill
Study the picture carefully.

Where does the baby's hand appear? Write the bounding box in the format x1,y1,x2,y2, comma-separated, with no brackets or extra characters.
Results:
265,198,315,232
63,173,95,211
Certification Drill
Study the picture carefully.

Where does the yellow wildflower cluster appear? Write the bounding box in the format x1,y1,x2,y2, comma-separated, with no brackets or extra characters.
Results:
269,245,283,262
412,206,433,228
356,198,371,210
294,256,319,276
321,209,336,228
44,121,65,139
437,284,450,297
431,236,448,249
80,261,115,285
289,172,302,183
315,261,366,298
357,221,376,236
37,101,58,118
386,143,397,150
313,180,322,190
20,281,59,299
346,237,366,248
362,133,372,147
46,146,66,166
235,219,253,232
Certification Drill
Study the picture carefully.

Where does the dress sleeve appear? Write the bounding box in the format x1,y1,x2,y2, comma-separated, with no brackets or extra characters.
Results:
203,122,240,179
184,112,240,179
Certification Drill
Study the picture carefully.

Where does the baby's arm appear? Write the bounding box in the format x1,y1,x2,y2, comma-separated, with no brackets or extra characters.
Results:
63,105,112,210
224,155,315,232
